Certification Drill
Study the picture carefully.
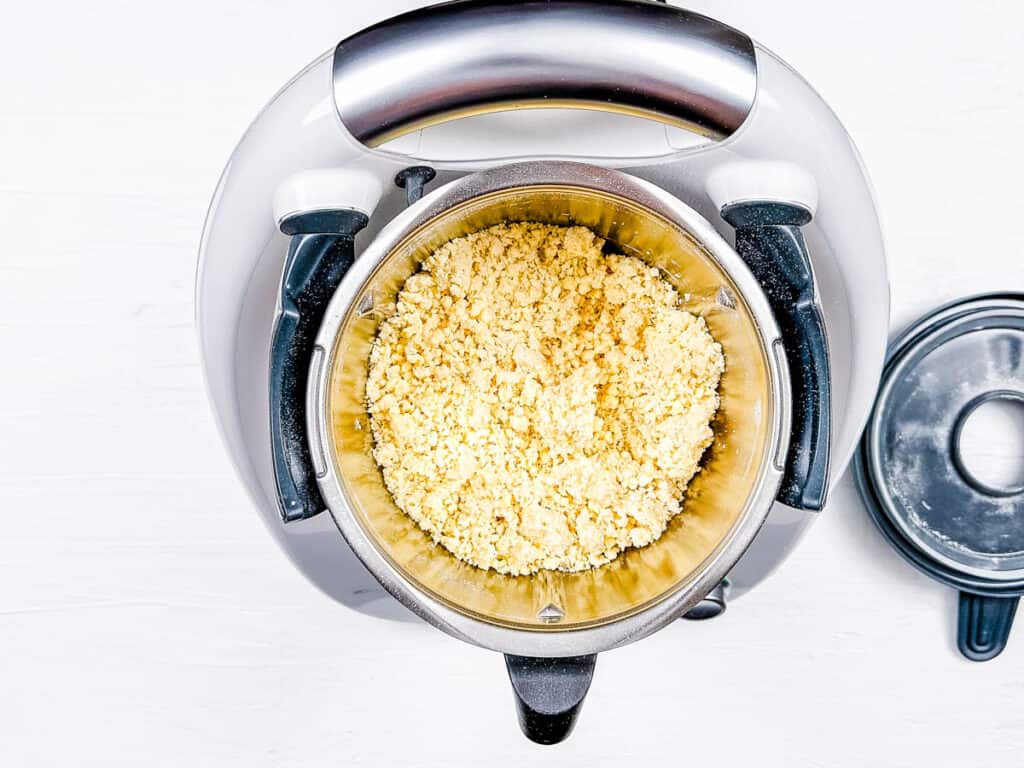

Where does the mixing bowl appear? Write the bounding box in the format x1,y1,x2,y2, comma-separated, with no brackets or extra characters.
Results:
308,161,790,655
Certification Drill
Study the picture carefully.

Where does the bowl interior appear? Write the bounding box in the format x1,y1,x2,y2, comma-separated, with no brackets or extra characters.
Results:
326,185,775,630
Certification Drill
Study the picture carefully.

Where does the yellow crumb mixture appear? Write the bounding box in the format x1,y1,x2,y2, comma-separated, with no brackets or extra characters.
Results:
366,222,724,575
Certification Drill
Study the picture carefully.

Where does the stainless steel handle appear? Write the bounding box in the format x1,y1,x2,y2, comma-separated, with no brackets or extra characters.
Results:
333,0,756,148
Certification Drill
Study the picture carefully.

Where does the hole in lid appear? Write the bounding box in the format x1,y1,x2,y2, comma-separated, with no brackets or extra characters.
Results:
955,393,1024,495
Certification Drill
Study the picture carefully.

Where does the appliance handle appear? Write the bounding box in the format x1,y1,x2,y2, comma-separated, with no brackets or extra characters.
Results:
270,210,369,522
721,201,831,511
504,654,597,745
958,592,1019,662
332,0,756,148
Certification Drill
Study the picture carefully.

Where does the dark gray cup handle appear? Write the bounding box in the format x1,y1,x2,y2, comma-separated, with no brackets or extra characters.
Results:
504,654,596,745
957,592,1018,661
269,209,368,522
721,201,831,511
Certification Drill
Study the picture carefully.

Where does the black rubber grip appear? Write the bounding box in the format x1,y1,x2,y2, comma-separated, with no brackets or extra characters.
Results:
504,654,596,745
958,592,1018,662
270,209,368,522
721,201,831,511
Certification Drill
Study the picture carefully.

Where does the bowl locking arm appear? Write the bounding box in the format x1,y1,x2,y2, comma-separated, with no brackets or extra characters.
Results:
270,210,369,522
722,201,832,511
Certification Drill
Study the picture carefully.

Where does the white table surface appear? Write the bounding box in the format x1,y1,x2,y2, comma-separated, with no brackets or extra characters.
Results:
3,1,1023,765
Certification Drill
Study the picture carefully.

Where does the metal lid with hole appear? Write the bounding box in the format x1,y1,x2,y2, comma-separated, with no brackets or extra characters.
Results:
856,293,1024,589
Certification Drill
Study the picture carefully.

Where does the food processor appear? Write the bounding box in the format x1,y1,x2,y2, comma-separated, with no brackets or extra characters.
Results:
196,0,889,743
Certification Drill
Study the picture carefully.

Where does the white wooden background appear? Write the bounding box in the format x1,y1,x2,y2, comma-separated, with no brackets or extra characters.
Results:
2,1,1023,766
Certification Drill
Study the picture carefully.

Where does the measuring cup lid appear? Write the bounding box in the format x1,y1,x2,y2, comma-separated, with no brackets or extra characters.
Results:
855,293,1024,591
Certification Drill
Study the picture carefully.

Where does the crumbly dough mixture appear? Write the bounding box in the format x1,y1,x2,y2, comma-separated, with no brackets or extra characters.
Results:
366,222,724,575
